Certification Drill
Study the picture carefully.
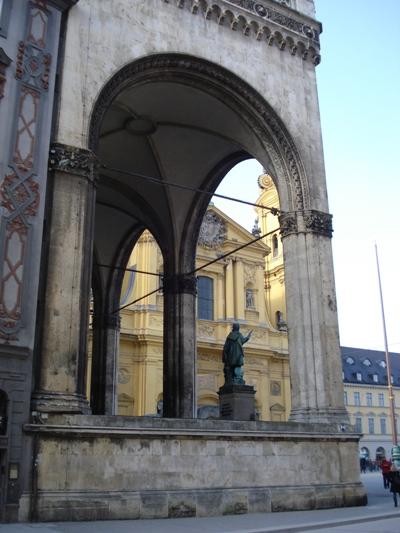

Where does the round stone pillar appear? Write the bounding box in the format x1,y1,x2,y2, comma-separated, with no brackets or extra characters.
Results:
279,210,349,425
33,143,97,413
162,273,197,418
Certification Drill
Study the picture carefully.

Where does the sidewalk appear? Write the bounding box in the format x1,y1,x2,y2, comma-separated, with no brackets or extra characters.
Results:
1,473,399,532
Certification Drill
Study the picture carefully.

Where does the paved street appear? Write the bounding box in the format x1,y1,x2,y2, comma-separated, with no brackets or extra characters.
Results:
1,473,399,533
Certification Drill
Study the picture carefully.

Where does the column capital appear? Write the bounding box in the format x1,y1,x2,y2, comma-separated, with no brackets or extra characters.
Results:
279,210,333,238
163,273,197,295
303,209,333,238
48,143,98,183
279,211,298,238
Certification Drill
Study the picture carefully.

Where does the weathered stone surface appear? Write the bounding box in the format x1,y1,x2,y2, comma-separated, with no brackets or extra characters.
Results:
21,416,366,521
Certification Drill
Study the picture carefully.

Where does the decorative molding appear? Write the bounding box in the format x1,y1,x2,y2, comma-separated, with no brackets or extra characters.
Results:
48,143,98,181
161,0,321,65
303,209,333,238
89,55,309,211
163,273,197,295
0,48,12,100
279,211,297,238
0,1,52,340
198,210,227,249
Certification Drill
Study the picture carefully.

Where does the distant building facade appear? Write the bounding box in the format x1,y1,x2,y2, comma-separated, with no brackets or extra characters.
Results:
341,347,400,461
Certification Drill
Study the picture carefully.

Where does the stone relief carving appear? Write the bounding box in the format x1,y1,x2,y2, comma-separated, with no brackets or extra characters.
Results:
198,210,227,249
279,211,298,238
49,143,98,180
197,324,215,338
271,380,282,396
244,263,256,284
118,368,130,384
303,209,333,238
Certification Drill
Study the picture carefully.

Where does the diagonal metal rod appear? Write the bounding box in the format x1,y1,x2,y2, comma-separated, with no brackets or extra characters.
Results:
112,229,279,313
99,162,281,215
95,263,162,277
113,286,162,314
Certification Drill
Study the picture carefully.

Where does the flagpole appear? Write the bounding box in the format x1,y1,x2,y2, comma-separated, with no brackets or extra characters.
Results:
375,243,398,446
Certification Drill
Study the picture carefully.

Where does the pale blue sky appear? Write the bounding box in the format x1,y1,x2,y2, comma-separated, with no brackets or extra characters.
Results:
214,0,400,352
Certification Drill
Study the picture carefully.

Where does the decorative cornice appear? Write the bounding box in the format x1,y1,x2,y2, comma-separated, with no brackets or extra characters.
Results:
49,143,98,181
303,209,333,238
279,211,297,238
161,0,321,65
163,273,197,295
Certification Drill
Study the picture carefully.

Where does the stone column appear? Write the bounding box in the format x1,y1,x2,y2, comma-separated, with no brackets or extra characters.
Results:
163,273,197,418
280,210,349,425
91,312,120,415
33,144,97,413
225,259,235,320
233,259,245,320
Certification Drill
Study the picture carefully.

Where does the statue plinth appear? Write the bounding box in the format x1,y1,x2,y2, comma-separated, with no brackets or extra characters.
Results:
218,384,256,421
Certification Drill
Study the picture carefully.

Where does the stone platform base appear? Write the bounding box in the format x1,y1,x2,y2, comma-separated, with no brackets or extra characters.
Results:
21,416,367,522
22,483,366,522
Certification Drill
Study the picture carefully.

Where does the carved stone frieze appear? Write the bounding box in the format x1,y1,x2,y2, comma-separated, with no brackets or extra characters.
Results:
161,0,321,65
198,210,227,249
303,209,333,238
49,143,98,181
279,211,297,237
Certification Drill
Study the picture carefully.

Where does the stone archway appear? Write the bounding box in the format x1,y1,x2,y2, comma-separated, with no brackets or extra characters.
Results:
37,53,347,424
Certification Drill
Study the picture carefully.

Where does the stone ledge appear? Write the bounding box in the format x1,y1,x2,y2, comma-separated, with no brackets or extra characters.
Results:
23,483,367,522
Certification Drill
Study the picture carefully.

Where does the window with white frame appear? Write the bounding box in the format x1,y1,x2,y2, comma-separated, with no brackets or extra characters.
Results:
379,393,385,407
344,391,348,405
368,418,375,434
355,417,362,433
380,418,387,435
354,392,360,406
366,392,373,407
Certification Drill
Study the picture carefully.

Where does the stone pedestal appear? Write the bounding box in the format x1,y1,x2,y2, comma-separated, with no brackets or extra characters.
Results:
218,384,256,421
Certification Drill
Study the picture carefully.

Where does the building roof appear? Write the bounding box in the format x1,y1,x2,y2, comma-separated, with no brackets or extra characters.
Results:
341,346,400,387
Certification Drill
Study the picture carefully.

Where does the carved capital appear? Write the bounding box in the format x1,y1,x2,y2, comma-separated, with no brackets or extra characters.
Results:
279,212,298,238
49,143,98,182
303,209,333,237
163,273,197,295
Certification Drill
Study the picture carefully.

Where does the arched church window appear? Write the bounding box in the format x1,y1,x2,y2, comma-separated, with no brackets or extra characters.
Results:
272,234,279,257
0,390,8,435
197,276,214,320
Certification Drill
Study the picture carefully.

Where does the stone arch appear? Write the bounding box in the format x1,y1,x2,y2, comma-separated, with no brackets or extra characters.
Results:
88,53,310,214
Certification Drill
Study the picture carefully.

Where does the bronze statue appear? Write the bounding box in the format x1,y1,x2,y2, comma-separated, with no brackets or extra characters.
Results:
222,323,252,385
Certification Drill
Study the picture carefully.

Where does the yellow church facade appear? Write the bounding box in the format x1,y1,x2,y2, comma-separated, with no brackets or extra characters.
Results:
115,175,290,421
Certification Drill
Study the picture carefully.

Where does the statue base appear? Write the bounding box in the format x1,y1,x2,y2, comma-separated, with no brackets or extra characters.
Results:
218,384,256,421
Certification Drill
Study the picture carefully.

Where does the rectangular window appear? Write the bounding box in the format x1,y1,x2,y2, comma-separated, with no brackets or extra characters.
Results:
379,393,385,407
197,276,214,320
380,418,387,435
355,417,362,433
356,372,362,381
354,392,360,406
368,418,375,434
366,392,372,407
344,391,348,405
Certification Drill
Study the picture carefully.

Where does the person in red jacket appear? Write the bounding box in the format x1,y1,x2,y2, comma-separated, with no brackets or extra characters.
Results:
380,458,392,488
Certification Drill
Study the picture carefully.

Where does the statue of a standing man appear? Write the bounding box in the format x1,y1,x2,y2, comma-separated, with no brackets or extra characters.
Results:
222,323,252,385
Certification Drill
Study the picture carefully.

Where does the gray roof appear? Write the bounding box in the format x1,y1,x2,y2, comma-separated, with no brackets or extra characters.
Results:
341,346,400,387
